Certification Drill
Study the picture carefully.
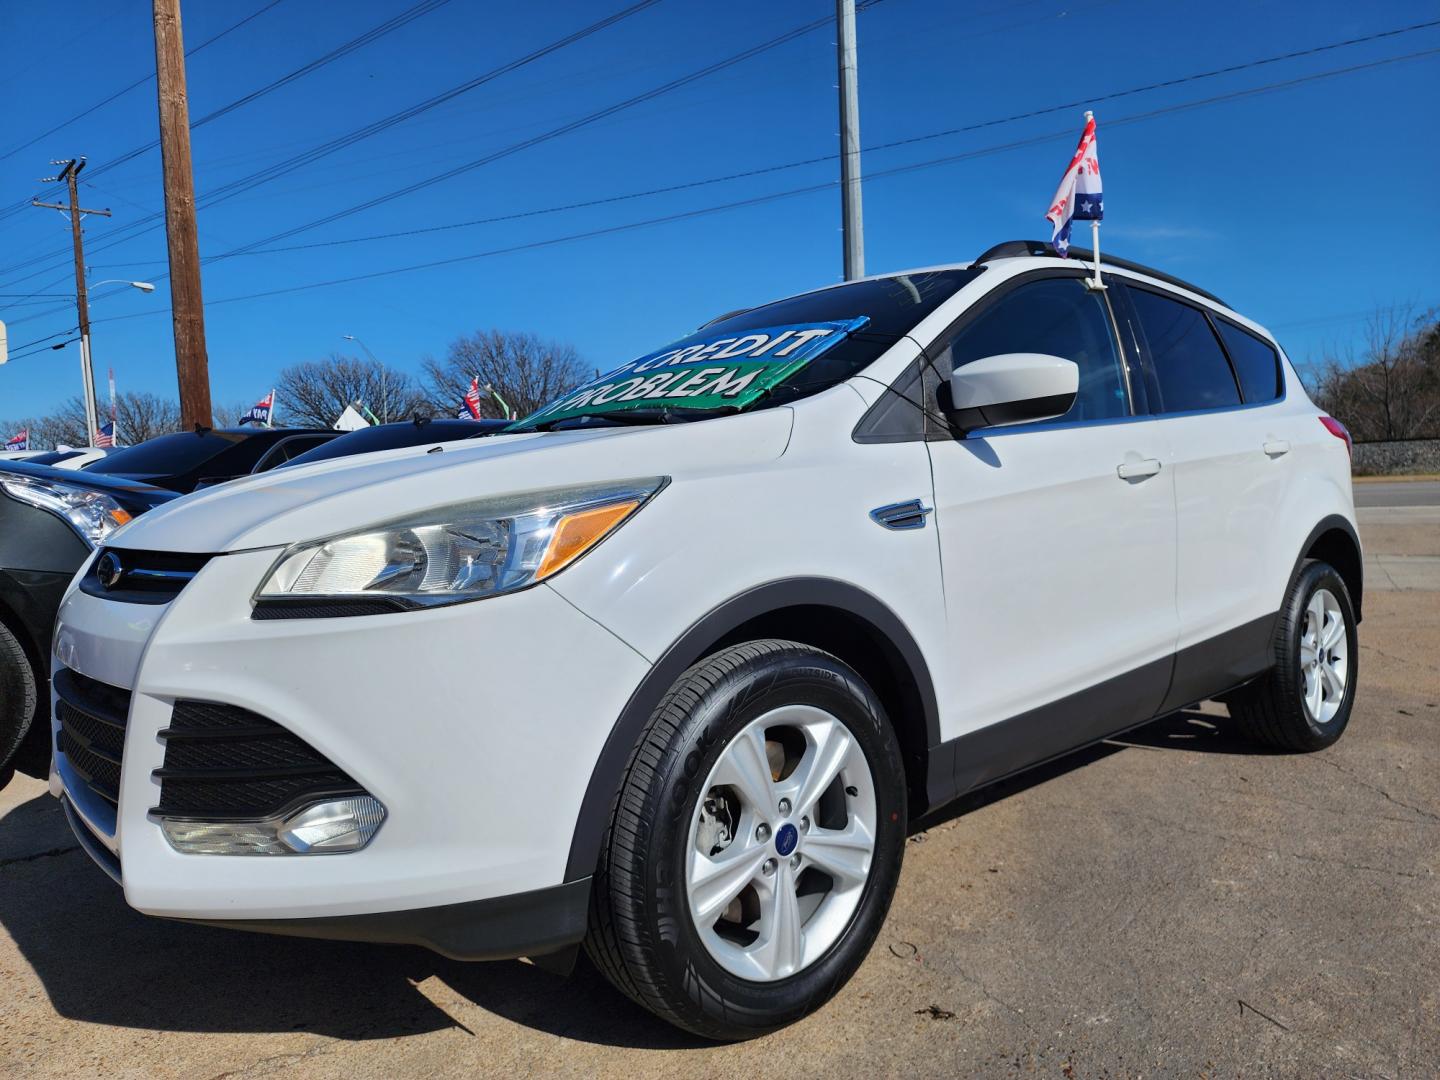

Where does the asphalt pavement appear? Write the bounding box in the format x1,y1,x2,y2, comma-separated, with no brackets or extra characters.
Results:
1,484,1436,1078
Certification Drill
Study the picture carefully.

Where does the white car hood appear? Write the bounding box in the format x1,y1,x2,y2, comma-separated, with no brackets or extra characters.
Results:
108,409,795,553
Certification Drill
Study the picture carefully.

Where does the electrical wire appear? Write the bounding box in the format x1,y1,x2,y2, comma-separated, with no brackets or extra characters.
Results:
0,0,456,243
0,0,664,284
0,40,1421,363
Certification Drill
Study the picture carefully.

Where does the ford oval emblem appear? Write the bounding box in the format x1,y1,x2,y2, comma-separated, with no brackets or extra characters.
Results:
97,552,123,590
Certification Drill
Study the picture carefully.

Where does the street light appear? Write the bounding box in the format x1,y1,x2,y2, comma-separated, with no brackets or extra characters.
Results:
342,334,388,423
93,280,157,293
72,279,157,443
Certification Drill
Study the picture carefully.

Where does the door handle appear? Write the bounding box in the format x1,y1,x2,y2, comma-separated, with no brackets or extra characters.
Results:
1263,440,1291,457
1116,458,1162,481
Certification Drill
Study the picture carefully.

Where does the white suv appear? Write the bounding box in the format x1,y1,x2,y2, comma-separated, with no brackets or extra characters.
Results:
50,240,1361,1039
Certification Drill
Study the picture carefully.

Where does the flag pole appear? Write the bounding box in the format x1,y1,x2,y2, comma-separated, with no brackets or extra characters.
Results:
1085,110,1103,290
269,388,278,428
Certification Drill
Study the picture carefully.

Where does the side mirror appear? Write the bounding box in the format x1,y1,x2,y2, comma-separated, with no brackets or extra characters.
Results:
946,353,1078,433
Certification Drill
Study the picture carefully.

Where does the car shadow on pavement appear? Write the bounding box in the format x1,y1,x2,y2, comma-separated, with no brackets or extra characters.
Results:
910,706,1275,835
1,707,1270,1049
0,790,699,1049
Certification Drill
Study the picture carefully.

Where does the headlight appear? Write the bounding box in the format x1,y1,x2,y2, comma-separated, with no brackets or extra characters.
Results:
0,474,133,548
256,477,665,611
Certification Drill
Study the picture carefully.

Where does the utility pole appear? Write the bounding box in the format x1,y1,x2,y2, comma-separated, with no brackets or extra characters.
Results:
152,0,213,428
33,159,111,445
836,0,865,281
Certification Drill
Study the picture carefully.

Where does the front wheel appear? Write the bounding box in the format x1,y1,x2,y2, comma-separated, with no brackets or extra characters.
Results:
584,640,907,1040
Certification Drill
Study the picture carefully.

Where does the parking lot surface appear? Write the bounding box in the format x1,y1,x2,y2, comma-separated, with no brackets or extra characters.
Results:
2,505,1436,1078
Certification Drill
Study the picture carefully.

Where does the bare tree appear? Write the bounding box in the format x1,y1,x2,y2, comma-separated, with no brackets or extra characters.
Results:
275,354,425,428
1309,306,1440,442
420,329,585,420
115,392,182,444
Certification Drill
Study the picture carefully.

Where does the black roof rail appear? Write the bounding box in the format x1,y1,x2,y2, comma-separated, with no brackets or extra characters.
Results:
972,239,1230,308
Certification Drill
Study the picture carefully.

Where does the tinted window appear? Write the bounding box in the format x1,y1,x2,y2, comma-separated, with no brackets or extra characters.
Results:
513,269,983,429
254,435,335,472
86,431,241,476
942,277,1129,423
1128,288,1240,412
1216,320,1282,403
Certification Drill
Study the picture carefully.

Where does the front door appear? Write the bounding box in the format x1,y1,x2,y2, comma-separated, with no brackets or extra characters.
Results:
922,273,1178,790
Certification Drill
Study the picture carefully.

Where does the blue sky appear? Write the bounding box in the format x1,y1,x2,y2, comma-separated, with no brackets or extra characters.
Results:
1,0,1437,421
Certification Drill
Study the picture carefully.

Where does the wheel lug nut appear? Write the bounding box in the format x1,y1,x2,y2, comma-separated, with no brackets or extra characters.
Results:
756,823,771,843
762,858,777,876
800,816,810,831
778,798,791,816
790,853,801,870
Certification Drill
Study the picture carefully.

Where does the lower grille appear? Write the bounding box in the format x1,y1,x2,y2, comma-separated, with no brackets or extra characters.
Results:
54,667,131,810
155,701,365,819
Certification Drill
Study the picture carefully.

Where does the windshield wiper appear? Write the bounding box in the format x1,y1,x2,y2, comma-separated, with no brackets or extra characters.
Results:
524,407,680,433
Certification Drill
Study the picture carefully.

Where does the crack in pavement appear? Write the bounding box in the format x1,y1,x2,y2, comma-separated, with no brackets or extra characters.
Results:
1306,755,1440,824
0,844,79,869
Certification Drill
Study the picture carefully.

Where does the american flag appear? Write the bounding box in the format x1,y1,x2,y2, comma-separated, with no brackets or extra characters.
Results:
95,420,115,448
5,429,28,452
457,377,484,420
240,389,276,426
1045,113,1104,257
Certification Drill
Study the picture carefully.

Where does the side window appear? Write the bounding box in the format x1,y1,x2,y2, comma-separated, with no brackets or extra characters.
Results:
1215,320,1283,403
939,277,1129,424
1128,287,1241,412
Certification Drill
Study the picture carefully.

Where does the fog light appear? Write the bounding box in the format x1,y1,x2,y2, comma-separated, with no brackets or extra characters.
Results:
158,795,386,856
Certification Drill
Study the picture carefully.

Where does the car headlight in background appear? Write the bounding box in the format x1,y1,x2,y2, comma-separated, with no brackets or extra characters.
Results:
255,477,666,611
0,474,133,548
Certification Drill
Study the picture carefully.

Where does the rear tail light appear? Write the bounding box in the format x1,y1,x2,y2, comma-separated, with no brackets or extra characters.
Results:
1319,416,1352,459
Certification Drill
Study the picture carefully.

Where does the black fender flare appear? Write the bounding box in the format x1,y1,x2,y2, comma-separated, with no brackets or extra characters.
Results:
1290,513,1364,622
563,577,940,882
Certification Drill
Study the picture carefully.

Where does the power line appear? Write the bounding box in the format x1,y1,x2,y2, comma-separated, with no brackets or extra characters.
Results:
11,7,1436,297
0,0,288,166
6,17,1437,341
0,0,455,242
203,0,892,263
7,41,1420,357
0,0,664,285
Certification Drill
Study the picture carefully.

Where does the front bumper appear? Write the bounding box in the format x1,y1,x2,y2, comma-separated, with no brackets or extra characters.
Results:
52,546,648,949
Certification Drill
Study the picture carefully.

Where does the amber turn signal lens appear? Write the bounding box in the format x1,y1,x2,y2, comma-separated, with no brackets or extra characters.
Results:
109,508,133,527
535,500,641,580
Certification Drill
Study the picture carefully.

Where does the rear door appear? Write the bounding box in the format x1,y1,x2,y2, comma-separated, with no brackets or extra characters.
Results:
1114,281,1290,706
923,271,1178,787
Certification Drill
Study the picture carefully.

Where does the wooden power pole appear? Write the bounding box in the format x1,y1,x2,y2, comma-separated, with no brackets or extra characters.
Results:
152,0,213,428
33,159,111,445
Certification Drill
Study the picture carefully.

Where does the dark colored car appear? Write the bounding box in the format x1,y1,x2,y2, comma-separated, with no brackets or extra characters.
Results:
0,420,506,785
0,461,178,783
85,426,339,493
279,417,510,469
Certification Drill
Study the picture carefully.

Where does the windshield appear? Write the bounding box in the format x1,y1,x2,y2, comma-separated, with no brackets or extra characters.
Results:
279,420,504,468
25,450,84,466
85,431,246,476
510,268,980,431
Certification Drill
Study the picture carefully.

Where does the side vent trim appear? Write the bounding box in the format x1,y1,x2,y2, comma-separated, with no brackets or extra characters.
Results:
869,499,933,531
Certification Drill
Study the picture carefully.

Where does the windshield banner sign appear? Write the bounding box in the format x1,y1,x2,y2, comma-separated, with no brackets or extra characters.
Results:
520,317,870,427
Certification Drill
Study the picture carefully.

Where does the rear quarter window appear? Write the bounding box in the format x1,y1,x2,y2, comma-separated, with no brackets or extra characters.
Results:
1215,320,1283,403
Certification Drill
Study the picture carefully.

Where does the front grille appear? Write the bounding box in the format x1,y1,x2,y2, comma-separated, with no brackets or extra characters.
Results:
154,700,365,819
54,667,131,810
80,548,215,605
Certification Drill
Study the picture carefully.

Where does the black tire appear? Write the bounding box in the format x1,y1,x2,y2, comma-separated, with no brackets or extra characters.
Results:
1229,560,1358,751
584,640,907,1040
0,621,38,777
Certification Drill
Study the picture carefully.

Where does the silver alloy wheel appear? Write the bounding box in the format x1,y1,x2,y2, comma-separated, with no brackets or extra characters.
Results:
685,704,877,982
1300,587,1348,725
